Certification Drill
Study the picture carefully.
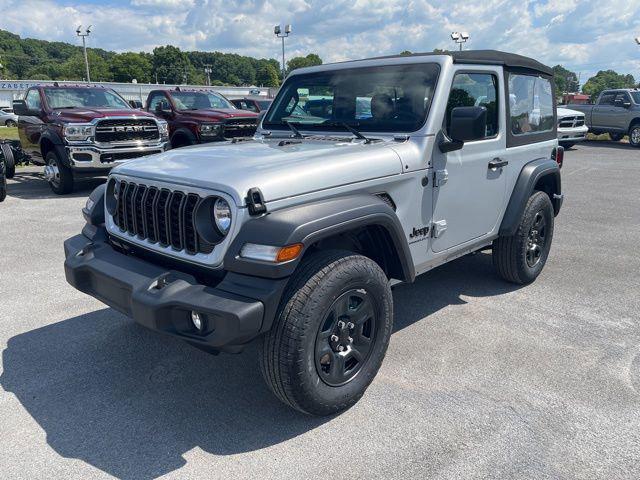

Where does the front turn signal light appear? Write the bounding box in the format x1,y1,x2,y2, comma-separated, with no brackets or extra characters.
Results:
240,243,304,263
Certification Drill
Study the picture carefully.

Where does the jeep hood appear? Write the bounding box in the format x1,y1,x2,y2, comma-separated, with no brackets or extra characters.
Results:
52,108,156,123
113,138,403,206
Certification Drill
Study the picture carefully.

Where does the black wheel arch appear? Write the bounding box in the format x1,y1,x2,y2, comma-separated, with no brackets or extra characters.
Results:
223,193,416,283
170,128,197,148
39,131,69,167
499,157,562,237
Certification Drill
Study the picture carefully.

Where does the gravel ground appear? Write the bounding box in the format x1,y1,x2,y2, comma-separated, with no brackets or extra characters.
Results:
1,141,639,480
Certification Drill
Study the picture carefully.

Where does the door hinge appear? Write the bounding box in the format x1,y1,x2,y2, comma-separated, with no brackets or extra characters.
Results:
431,220,447,238
433,169,448,187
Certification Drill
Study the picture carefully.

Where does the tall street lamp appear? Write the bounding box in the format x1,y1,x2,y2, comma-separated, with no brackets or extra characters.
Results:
76,25,92,82
274,24,292,80
451,32,469,51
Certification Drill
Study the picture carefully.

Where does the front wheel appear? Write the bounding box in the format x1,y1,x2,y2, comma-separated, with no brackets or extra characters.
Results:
492,191,554,284
628,125,640,148
259,250,393,416
45,151,74,195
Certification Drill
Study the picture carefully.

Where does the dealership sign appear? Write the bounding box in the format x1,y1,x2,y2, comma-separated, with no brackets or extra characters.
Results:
0,81,45,90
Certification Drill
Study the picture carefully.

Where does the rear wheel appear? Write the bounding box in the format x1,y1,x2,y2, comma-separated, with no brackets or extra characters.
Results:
0,161,6,202
45,151,74,195
492,191,554,284
0,143,16,179
628,125,640,148
259,250,393,416
5,120,17,128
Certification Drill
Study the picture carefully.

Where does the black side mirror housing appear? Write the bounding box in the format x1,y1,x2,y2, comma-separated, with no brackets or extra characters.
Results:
155,101,171,114
12,100,29,116
439,106,487,153
129,100,143,109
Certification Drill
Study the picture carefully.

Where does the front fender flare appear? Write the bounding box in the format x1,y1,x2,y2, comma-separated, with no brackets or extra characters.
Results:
224,194,415,282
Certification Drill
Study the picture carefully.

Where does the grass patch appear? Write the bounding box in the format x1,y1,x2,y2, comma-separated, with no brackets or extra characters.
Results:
0,126,20,141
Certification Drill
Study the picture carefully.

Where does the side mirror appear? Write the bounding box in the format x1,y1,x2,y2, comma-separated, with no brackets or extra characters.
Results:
12,100,30,116
155,101,171,114
129,100,143,109
439,106,487,153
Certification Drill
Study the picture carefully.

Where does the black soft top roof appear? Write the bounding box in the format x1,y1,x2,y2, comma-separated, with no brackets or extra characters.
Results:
370,49,553,76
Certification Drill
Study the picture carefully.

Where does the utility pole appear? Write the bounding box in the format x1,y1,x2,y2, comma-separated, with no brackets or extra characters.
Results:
204,65,212,86
76,25,92,82
274,24,292,80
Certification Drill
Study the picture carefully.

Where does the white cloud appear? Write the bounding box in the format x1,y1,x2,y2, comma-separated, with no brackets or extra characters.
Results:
0,0,639,82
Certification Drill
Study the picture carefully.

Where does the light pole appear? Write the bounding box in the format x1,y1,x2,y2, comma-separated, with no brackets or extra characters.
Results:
76,25,92,82
451,32,469,51
635,37,640,45
204,65,212,86
274,24,292,80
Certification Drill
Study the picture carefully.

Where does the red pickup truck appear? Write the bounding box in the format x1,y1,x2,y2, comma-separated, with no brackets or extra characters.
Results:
145,88,259,148
13,84,169,194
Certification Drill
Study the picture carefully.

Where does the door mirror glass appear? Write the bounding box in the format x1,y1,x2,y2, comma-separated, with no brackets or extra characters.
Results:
449,106,487,142
155,100,171,114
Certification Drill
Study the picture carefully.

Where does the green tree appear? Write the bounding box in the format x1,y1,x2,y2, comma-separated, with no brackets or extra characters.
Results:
286,53,322,75
400,50,412,56
582,70,636,99
256,63,280,87
552,65,579,94
152,45,195,84
60,50,113,81
111,52,152,83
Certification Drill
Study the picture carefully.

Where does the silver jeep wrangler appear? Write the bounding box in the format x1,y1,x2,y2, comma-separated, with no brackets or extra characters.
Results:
65,50,563,416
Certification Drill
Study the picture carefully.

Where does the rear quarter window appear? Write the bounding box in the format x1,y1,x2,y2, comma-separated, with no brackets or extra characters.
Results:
508,74,554,135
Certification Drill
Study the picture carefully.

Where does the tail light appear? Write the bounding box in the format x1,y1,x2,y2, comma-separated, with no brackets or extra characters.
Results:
552,146,564,168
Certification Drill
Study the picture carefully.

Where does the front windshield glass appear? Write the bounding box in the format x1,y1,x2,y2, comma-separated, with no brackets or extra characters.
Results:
43,88,131,109
631,92,640,104
170,91,234,110
264,63,440,133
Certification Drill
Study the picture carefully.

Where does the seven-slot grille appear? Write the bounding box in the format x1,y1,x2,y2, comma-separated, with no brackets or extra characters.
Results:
113,181,214,255
223,117,258,139
96,118,160,143
558,116,585,129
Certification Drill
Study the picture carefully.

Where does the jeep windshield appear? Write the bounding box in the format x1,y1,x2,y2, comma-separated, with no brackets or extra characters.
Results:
170,91,234,111
43,88,131,110
263,63,440,133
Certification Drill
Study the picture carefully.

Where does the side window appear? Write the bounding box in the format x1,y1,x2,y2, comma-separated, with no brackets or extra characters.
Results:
598,92,615,105
148,93,168,111
508,74,553,135
25,90,42,110
446,73,499,138
614,93,630,107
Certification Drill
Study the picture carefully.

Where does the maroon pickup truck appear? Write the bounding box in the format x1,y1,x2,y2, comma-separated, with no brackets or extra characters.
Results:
13,85,169,194
145,88,258,148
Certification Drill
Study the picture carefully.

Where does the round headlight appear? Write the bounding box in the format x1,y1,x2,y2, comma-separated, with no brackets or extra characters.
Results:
213,198,232,235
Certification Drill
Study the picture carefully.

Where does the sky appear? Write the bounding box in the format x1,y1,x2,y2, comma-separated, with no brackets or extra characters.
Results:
0,0,639,84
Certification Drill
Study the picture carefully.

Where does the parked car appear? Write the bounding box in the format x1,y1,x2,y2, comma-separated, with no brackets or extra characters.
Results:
13,84,169,194
230,97,273,113
568,89,640,147
0,109,18,127
556,106,588,148
145,88,259,148
65,50,563,415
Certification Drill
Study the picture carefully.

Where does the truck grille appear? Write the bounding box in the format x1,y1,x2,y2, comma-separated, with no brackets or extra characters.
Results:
96,119,160,143
558,116,585,128
223,117,257,139
113,181,214,255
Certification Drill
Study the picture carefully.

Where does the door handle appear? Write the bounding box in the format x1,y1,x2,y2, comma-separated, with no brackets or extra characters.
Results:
488,158,508,170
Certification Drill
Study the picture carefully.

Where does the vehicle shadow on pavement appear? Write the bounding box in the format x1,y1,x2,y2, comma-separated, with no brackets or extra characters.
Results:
581,140,636,151
0,252,520,479
5,171,104,200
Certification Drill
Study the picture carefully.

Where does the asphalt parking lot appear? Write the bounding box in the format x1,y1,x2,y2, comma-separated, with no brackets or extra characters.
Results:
1,141,639,480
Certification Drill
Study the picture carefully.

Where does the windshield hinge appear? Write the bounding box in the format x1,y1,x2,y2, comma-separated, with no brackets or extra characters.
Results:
433,169,448,187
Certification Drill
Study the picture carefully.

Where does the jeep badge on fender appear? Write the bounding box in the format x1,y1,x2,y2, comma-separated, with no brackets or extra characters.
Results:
64,50,563,416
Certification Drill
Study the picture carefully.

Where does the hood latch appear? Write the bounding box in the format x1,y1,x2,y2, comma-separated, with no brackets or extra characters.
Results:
246,187,267,216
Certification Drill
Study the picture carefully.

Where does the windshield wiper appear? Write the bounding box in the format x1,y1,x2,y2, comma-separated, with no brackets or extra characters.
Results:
324,121,374,144
283,120,303,138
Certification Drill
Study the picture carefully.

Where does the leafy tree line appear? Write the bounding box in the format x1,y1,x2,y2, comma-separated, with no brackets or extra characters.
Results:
0,29,322,87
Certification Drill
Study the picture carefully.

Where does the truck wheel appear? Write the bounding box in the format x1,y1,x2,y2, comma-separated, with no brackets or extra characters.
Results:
45,151,74,195
492,191,554,285
5,120,17,128
0,162,6,202
259,250,393,416
609,133,624,142
628,125,640,148
1,143,15,179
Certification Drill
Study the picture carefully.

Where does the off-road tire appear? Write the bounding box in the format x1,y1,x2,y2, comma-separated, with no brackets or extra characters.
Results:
1,143,15,179
629,124,640,148
45,151,74,195
609,132,624,142
492,191,554,284
259,250,393,416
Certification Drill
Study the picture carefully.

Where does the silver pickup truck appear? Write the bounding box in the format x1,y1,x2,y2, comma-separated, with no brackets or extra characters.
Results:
569,89,640,147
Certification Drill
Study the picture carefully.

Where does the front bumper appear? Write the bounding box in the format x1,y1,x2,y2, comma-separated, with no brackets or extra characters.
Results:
67,141,169,170
64,233,267,351
558,125,588,143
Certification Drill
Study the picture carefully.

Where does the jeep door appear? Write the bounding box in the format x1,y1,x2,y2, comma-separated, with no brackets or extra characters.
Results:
431,68,506,253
